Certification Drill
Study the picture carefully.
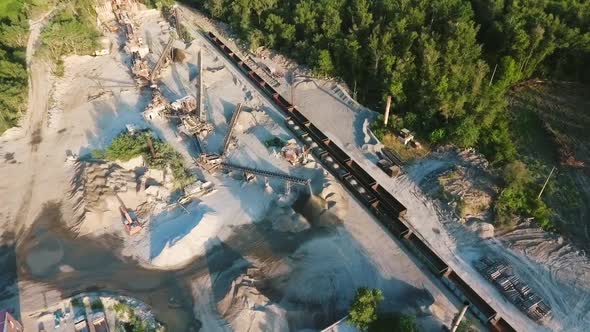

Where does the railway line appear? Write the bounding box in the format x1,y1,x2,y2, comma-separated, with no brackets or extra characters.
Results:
204,29,518,332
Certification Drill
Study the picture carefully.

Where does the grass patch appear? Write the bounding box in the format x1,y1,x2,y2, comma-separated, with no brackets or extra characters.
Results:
380,133,428,162
506,83,590,234
510,94,557,163
369,313,419,332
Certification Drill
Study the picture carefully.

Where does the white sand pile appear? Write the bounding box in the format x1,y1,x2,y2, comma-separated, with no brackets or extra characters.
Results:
293,79,316,91
235,109,271,135
148,202,217,268
218,273,289,332
126,179,285,268
318,178,349,220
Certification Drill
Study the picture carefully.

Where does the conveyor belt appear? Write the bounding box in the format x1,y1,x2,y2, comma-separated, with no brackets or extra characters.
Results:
149,38,175,83
193,134,203,154
220,162,308,185
221,103,243,155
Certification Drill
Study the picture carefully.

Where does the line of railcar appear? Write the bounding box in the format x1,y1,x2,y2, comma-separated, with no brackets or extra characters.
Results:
206,31,517,332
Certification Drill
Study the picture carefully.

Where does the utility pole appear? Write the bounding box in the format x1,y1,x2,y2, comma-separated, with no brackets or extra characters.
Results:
291,80,294,105
146,135,156,159
538,166,556,200
384,95,392,126
450,302,470,332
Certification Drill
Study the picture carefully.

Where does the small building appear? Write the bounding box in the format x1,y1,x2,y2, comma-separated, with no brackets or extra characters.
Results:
398,128,414,145
0,310,23,332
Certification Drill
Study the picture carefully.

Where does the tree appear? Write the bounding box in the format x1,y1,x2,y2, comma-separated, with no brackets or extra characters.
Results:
348,287,384,331
313,49,334,77
0,23,28,48
502,160,531,188
204,0,225,18
251,0,277,25
349,0,373,33
294,0,317,37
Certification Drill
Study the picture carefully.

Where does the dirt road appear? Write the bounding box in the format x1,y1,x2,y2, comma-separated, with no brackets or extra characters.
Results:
0,5,73,325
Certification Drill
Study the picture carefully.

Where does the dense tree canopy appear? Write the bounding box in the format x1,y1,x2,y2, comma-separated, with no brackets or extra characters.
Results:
184,0,589,158
0,0,28,133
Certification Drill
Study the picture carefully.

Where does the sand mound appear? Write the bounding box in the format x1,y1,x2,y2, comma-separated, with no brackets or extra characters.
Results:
319,179,348,220
148,203,217,268
235,109,270,134
468,220,494,238
269,206,310,233
218,272,289,332
294,79,316,90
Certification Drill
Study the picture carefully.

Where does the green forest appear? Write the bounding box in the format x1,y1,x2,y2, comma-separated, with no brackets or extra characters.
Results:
185,0,590,229
0,0,29,132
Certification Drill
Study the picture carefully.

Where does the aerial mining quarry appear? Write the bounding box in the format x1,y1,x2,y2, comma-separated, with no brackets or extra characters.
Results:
1,1,590,332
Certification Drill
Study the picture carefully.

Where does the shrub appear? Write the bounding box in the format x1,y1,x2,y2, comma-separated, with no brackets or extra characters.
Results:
494,160,554,229
104,132,149,161
348,287,384,331
369,313,420,332
91,298,104,311
70,297,83,309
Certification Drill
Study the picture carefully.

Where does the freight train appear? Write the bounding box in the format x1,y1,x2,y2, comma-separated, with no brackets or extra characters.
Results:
206,31,517,332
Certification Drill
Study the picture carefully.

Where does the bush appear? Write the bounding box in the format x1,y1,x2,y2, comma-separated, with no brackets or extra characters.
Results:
348,287,384,331
456,319,478,332
104,132,149,161
369,313,419,332
70,297,83,309
53,58,65,77
91,148,106,159
0,0,28,134
91,299,104,311
494,161,554,229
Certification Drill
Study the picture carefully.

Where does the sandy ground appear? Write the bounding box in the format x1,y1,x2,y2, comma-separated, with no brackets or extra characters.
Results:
0,3,470,332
